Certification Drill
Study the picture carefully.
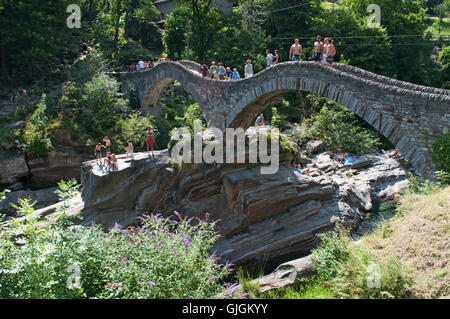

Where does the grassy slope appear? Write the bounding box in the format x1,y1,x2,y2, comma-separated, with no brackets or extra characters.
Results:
355,186,450,298
255,186,449,299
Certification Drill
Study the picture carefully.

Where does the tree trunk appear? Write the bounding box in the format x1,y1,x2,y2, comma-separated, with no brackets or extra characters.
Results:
113,0,122,68
0,35,7,80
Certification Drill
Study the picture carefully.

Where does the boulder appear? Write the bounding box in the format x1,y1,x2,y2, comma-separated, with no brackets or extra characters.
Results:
4,121,25,129
0,153,29,185
305,140,324,154
0,187,59,214
28,151,90,184
236,256,314,295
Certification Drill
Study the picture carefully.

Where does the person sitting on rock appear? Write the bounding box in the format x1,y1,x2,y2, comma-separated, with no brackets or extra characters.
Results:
111,154,118,170
382,148,399,158
292,161,309,175
104,151,113,169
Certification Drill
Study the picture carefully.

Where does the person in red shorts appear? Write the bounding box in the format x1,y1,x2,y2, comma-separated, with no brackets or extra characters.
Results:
146,127,155,156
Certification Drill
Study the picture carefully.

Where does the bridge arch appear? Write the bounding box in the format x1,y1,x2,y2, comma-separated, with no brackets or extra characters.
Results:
120,60,450,177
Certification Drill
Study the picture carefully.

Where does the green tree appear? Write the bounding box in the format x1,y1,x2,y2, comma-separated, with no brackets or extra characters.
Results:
163,5,191,60
346,0,437,85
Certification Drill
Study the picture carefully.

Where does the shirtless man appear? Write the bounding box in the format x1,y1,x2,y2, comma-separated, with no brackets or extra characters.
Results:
313,36,323,63
146,127,155,156
325,38,336,66
94,143,106,164
289,39,302,61
103,136,112,153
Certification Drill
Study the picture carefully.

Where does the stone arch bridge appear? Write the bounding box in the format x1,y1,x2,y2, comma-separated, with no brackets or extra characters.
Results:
119,60,450,177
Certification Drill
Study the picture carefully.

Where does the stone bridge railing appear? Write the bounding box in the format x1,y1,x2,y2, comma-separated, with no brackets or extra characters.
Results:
119,61,450,177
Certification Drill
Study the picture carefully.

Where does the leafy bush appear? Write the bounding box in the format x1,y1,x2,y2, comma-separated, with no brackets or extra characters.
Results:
311,229,351,278
270,107,287,130
430,133,450,174
69,48,109,85
16,94,54,158
0,181,229,299
311,228,412,299
0,127,16,151
435,170,450,186
407,172,441,194
291,103,380,155
115,111,156,153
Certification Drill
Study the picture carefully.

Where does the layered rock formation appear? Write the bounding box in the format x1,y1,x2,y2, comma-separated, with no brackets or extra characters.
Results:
80,139,409,266
28,151,90,184
0,153,29,185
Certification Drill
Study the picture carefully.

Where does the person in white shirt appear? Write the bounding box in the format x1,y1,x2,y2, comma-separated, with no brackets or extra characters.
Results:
266,50,274,68
244,60,254,78
138,60,145,71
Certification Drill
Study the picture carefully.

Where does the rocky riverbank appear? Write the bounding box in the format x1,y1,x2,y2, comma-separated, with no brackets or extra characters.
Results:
78,136,409,267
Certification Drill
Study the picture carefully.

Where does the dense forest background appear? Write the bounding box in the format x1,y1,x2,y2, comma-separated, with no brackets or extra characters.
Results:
0,0,448,160
0,0,449,87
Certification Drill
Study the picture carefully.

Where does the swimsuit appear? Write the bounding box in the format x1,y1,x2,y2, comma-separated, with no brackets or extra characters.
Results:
96,150,102,157
313,52,321,61
292,55,300,61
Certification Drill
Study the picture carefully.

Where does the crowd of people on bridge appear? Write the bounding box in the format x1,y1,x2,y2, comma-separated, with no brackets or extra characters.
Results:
128,59,154,72
198,36,336,80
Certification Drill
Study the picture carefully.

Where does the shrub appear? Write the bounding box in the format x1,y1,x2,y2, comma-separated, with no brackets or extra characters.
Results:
0,127,16,151
16,94,54,158
430,133,450,174
271,107,287,130
311,228,351,278
407,172,440,194
291,103,380,155
310,228,412,299
0,181,228,299
115,111,156,153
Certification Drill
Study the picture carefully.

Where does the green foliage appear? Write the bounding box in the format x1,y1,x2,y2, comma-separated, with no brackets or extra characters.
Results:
311,229,352,278
163,5,190,60
311,228,412,299
16,94,54,158
270,107,287,130
346,0,440,85
115,111,155,153
310,7,394,76
407,172,441,194
430,133,450,173
74,74,128,139
0,127,16,151
0,181,229,299
435,170,450,186
177,103,207,132
70,48,110,85
291,102,380,155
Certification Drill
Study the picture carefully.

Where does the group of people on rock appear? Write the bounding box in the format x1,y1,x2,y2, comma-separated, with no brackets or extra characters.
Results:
128,59,154,72
93,127,156,172
291,161,310,175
